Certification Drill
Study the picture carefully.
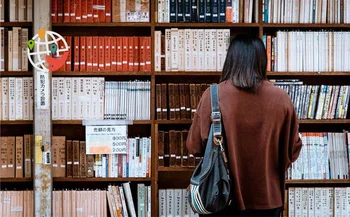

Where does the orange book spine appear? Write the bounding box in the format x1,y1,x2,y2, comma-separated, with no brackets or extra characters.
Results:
92,36,99,71
74,37,80,71
70,0,76,22
116,37,122,71
145,37,151,72
98,37,105,71
111,37,117,71
75,0,81,22
66,36,72,71
52,0,57,22
266,35,271,72
93,0,99,22
57,0,64,22
99,0,106,22
128,37,134,72
133,37,139,72
87,0,93,22
80,36,86,71
122,37,128,71
105,37,111,71
105,0,111,22
63,0,70,22
81,0,88,22
86,36,93,71
139,37,145,72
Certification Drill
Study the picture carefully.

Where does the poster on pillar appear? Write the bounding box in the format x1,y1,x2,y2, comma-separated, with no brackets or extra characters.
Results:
85,125,128,154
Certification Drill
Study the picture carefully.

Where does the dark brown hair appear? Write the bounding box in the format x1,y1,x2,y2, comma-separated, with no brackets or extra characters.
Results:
220,34,267,93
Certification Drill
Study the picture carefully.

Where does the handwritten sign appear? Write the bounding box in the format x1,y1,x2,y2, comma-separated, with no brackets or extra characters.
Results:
85,125,128,154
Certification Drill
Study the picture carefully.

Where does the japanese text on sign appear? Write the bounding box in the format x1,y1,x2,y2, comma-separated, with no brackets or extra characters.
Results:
85,125,128,154
36,71,49,109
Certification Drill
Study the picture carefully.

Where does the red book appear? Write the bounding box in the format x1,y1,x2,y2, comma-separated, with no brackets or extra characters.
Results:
86,37,93,71
70,0,76,22
63,0,70,22
111,37,117,71
74,37,80,71
105,0,111,22
139,37,145,72
128,37,134,72
87,0,93,22
98,37,105,71
99,0,105,22
122,37,128,71
75,0,82,22
105,37,111,71
92,37,99,71
81,0,88,22
80,36,86,71
93,0,99,22
116,37,122,71
66,36,72,71
57,0,64,22
51,0,57,22
59,37,66,71
145,37,151,72
133,37,139,72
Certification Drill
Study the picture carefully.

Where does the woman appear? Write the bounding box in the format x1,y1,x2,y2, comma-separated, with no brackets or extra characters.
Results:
186,34,302,217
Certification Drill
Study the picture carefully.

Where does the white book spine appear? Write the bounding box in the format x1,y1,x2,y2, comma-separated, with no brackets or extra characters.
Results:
210,29,217,71
165,29,171,71
99,77,105,120
166,189,175,217
91,78,98,120
8,77,16,120
170,29,179,71
174,189,182,217
29,77,33,120
65,78,72,120
71,78,79,120
159,189,166,217
51,77,58,120
58,77,65,120
119,186,129,217
21,29,28,71
0,28,4,71
84,77,92,120
123,182,137,217
2,77,9,120
204,30,211,71
78,77,85,120
8,31,13,71
9,0,16,21
27,0,33,21
12,27,20,71
154,31,162,71
178,30,185,71
22,77,29,120
15,77,23,120
191,30,199,71
184,29,192,71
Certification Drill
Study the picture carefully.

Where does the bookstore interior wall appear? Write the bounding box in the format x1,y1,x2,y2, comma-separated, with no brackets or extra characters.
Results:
1,0,350,216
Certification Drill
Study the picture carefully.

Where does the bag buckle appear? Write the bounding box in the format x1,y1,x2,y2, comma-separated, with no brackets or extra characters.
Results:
211,111,221,123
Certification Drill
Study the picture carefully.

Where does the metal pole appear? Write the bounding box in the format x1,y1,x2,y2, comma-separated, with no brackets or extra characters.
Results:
33,0,52,216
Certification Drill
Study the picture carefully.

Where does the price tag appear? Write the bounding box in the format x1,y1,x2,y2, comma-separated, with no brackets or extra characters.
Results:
85,125,128,154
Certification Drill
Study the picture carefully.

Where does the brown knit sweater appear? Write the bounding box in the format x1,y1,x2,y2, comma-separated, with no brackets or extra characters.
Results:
186,80,302,210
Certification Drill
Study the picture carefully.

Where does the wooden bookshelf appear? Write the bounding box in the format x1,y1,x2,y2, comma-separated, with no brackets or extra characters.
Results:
53,177,152,182
155,23,260,28
0,178,32,182
52,120,152,125
52,71,152,76
158,167,195,172
262,23,350,28
0,22,32,27
52,22,151,27
0,120,33,125
286,180,350,185
0,71,33,76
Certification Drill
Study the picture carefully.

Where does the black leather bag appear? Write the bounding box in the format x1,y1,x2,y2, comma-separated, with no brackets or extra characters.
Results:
188,84,232,215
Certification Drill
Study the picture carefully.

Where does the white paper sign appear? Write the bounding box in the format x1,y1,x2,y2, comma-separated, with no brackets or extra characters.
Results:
35,71,49,109
85,125,128,154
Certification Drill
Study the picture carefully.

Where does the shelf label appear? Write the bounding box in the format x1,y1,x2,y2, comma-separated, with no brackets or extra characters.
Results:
85,125,128,154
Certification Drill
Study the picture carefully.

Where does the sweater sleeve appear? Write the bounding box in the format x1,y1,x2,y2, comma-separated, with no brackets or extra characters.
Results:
186,89,211,156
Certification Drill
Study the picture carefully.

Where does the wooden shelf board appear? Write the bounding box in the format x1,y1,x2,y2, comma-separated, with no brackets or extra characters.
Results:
268,71,350,76
52,120,152,125
155,71,221,76
0,178,32,182
0,22,32,27
158,167,195,172
52,22,151,27
53,71,151,76
155,23,259,27
53,177,152,182
286,180,350,184
155,120,193,124
0,120,33,125
262,23,350,28
1,71,33,76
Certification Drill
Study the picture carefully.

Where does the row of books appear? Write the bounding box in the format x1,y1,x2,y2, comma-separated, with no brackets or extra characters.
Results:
0,191,34,217
263,0,350,24
158,188,199,217
52,136,151,178
0,77,34,121
286,132,350,180
107,183,151,217
104,81,151,120
0,135,32,178
158,130,202,168
1,0,33,22
154,29,231,72
272,81,350,120
157,0,258,23
288,187,350,216
51,0,149,23
0,27,29,72
156,83,210,120
58,36,151,72
266,31,350,72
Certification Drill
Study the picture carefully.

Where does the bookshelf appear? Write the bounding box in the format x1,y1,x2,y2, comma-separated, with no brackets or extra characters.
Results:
1,0,350,216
